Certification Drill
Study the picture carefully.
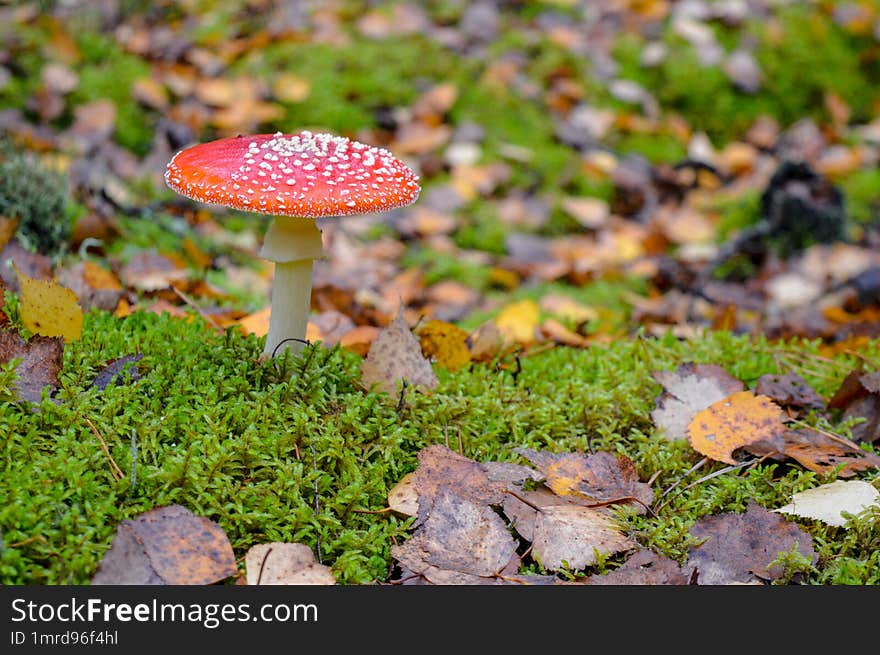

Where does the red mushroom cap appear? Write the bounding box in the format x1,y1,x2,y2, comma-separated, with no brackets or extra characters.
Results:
164,131,420,218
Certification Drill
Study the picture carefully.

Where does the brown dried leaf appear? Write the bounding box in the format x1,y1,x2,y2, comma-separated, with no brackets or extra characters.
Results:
515,448,654,513
754,372,825,412
0,329,63,403
651,363,745,441
531,504,636,572
584,549,695,585
91,504,236,585
411,445,505,524
687,502,817,585
244,543,335,585
391,487,518,580
774,428,880,477
360,308,438,395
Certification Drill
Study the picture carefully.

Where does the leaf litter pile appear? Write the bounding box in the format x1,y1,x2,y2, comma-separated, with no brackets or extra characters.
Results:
1,1,880,586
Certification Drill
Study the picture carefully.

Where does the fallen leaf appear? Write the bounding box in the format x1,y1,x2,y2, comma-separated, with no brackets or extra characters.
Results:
0,329,63,403
540,318,590,347
15,263,83,342
687,391,787,465
91,504,237,585
237,306,271,337
388,471,419,517
774,480,880,527
391,487,518,581
515,447,653,513
686,502,817,585
417,319,472,371
769,427,880,477
244,543,335,585
651,363,745,441
360,307,438,395
538,294,598,323
410,445,505,524
584,549,695,585
494,299,540,346
530,503,636,571
754,372,825,413
466,320,505,361
90,354,143,391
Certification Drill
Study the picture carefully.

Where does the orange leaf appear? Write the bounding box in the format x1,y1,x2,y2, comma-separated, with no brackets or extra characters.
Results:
687,391,786,465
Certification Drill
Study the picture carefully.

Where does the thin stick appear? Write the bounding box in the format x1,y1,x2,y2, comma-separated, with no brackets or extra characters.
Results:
654,458,756,514
658,457,708,501
311,444,322,564
256,547,273,585
788,418,865,450
85,418,124,481
171,285,224,332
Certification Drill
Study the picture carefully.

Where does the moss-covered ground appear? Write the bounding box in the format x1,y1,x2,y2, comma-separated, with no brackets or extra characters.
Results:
1,1,879,586
2,308,878,584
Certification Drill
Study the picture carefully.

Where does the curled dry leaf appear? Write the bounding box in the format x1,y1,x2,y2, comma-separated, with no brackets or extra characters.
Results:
774,480,880,527
687,391,787,465
651,363,745,441
687,502,817,585
91,504,237,585
360,308,438,396
245,543,336,585
515,447,654,513
752,427,880,477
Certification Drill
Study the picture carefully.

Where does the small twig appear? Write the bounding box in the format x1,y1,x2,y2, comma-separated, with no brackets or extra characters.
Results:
788,418,865,450
171,285,224,331
352,507,394,515
457,425,463,455
272,337,311,359
311,444,322,564
654,458,756,514
7,535,46,548
396,380,409,414
256,547,273,585
85,418,124,481
658,457,708,501
128,429,138,496
511,354,522,385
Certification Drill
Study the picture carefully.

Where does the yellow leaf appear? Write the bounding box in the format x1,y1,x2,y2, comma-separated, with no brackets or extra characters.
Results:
417,319,472,371
15,263,83,342
495,299,539,345
687,391,786,465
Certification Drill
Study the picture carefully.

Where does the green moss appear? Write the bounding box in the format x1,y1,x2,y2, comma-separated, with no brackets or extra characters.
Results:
0,145,71,257
399,246,495,291
1,308,878,584
611,6,880,146
839,168,880,225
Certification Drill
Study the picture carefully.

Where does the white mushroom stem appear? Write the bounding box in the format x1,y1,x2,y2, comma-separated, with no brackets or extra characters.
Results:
258,217,325,357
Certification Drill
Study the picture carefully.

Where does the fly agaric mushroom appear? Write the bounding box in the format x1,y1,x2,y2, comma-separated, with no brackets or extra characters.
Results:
164,130,420,357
